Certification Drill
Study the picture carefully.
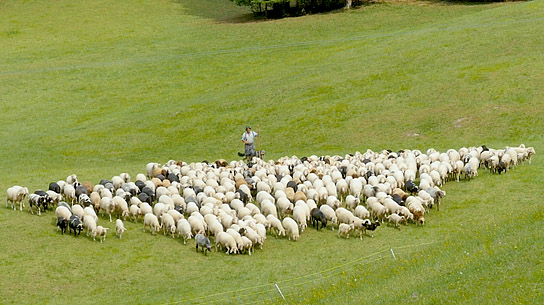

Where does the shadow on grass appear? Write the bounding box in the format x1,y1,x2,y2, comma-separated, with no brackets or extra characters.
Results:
173,0,257,24
174,0,524,24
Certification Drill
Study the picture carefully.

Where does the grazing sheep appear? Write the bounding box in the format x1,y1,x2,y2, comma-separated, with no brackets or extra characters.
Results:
345,195,360,210
240,236,253,255
57,217,69,234
282,217,299,241
116,219,126,239
310,208,327,230
71,204,85,219
143,213,161,235
176,219,193,244
354,205,370,219
55,206,72,221
215,231,238,254
336,208,355,225
68,215,84,236
319,204,337,229
195,233,212,255
188,215,206,236
266,214,285,237
292,205,307,232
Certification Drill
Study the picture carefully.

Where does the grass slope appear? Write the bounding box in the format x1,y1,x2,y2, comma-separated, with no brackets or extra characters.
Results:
0,0,543,304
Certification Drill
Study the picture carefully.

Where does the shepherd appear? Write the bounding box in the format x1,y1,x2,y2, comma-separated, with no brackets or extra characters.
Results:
240,126,258,161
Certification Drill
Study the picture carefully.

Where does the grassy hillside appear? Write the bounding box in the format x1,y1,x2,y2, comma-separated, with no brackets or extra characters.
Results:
0,0,543,304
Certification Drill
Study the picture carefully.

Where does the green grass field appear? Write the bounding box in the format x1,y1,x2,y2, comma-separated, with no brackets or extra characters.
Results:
1,0,543,304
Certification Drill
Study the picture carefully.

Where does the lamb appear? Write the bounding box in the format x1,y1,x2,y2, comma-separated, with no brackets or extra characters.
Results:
282,217,299,241
94,226,108,242
143,213,161,235
6,186,29,211
386,213,406,229
195,233,212,255
129,204,142,222
116,219,126,239
176,218,193,244
338,223,354,239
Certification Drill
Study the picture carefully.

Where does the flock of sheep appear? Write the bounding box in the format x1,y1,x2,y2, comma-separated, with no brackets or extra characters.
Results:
5,144,535,255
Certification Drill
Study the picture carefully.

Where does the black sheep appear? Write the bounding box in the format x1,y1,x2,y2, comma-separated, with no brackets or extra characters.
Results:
405,180,419,194
363,220,380,237
57,217,69,234
69,215,83,236
286,181,298,192
48,182,61,194
392,194,404,206
310,208,327,230
236,189,249,204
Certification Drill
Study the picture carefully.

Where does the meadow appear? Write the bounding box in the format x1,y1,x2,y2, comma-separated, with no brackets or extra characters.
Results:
0,0,543,304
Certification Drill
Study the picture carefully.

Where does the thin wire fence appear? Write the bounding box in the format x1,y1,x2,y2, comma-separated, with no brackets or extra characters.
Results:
166,240,439,305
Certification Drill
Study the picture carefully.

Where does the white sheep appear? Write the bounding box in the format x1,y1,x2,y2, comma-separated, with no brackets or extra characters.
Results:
55,206,72,220
94,226,109,242
6,186,29,211
354,205,370,219
188,215,206,235
292,205,307,232
266,214,285,237
386,213,406,229
215,231,238,254
176,218,193,244
83,206,98,222
338,223,354,239
336,208,355,225
319,204,337,229
116,219,126,239
143,213,161,235
71,204,85,219
99,197,115,222
83,215,97,237
282,217,299,241
345,195,360,210
160,213,176,238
